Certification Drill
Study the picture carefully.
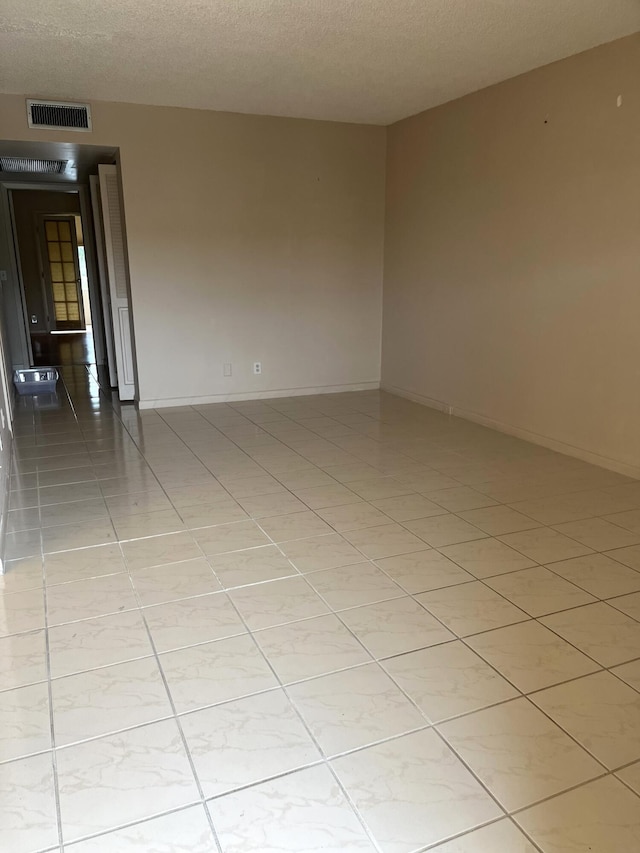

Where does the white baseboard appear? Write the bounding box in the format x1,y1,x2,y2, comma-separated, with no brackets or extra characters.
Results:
139,381,381,410
381,382,640,480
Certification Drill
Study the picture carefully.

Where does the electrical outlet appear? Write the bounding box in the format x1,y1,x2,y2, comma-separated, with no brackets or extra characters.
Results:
223,363,232,377
31,315,38,324
253,362,262,375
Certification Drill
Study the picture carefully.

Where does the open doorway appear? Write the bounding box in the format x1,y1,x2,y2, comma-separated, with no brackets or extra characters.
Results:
0,140,139,402
11,190,96,367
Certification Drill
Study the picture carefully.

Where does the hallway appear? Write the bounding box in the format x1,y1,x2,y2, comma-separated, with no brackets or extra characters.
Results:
30,333,96,368
2,374,640,852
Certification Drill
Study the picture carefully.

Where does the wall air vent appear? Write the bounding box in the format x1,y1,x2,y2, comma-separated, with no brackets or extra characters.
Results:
0,157,69,174
26,99,92,132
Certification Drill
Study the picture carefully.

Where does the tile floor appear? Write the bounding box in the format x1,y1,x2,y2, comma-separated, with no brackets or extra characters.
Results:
2,365,640,852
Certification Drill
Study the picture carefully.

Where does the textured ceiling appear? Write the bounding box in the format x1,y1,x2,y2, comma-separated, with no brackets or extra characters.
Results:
1,1,639,125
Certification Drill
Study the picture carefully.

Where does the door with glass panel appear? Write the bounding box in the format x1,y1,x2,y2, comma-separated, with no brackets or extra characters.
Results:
39,215,85,331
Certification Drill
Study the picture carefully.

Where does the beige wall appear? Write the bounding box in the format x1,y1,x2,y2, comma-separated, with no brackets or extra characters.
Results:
0,96,386,406
382,34,640,474
12,189,81,332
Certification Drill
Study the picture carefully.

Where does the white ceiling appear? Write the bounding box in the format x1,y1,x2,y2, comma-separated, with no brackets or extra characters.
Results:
1,1,639,125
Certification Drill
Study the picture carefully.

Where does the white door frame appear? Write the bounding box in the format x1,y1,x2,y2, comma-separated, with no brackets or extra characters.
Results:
89,175,118,387
97,164,138,401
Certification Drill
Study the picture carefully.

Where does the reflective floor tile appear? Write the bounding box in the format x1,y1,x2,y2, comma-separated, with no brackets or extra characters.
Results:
0,558,43,594
3,529,42,561
306,563,403,610
258,511,334,542
254,613,371,683
57,719,200,843
131,558,221,605
182,689,320,796
547,553,640,598
208,764,376,853
288,663,426,756
553,518,640,552
0,588,45,637
0,752,58,853
52,657,173,746
0,629,47,691
178,501,248,530
530,671,640,769
342,523,430,559
332,728,501,853
339,596,454,657
612,659,640,691
457,505,541,535
143,592,245,652
541,602,640,666
467,619,599,692
44,543,126,585
316,502,391,532
616,760,640,795
515,776,640,853
46,573,138,626
375,549,474,593
208,545,297,588
66,805,217,852
605,590,640,620
113,509,186,541
294,483,362,510
230,576,329,630
237,491,308,518
347,478,413,501
122,532,202,572
428,819,538,852
279,533,366,573
498,528,594,564
417,581,528,636
42,519,116,554
40,498,109,529
405,514,488,548
604,543,640,571
383,641,517,722
0,682,50,762
370,493,447,521
425,486,498,513
49,611,153,678
192,521,270,555
160,634,278,713
438,537,536,579
484,566,595,616
105,490,173,517
439,698,601,810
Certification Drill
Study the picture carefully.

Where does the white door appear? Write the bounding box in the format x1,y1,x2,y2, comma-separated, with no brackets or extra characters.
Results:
89,175,118,388
97,164,136,401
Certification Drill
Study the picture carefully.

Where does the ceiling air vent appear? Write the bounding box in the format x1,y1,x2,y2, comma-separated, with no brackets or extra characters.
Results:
0,157,69,174
26,99,92,132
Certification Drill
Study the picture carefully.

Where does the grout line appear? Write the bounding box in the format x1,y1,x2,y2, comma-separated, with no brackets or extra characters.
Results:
41,554,64,852
116,536,225,853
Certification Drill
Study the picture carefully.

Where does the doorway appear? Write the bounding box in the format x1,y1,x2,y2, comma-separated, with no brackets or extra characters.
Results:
10,188,99,368
33,212,96,366
0,139,138,402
